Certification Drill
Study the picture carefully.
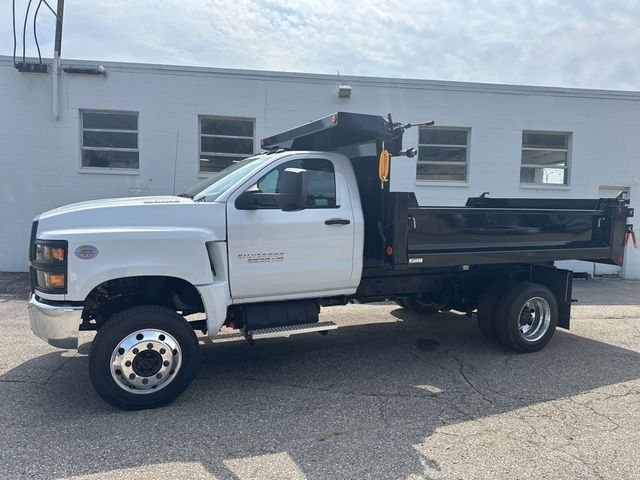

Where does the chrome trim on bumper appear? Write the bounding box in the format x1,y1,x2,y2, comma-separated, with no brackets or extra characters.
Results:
28,295,83,349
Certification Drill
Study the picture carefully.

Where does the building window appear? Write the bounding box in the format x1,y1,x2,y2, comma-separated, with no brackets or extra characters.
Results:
200,116,255,173
520,131,570,185
81,111,139,169
417,127,469,181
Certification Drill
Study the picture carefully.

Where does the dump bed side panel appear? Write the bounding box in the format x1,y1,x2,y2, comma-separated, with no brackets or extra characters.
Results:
404,198,633,269
408,208,601,253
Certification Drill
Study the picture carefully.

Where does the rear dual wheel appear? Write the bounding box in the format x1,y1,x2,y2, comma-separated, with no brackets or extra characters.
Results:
477,282,558,353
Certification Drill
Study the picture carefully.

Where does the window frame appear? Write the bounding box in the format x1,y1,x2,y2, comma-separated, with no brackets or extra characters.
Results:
199,115,256,174
416,126,471,183
79,109,140,171
520,130,572,186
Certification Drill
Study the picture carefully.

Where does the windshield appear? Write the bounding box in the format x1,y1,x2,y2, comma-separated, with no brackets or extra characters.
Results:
185,155,270,201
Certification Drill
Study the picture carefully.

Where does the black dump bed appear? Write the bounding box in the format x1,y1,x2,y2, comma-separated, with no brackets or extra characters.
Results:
262,112,634,272
406,196,633,268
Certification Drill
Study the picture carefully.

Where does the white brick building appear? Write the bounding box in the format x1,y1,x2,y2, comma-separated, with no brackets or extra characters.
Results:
1,56,638,278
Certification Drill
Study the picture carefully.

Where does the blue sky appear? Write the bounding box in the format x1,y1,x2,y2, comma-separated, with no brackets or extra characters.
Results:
3,0,640,90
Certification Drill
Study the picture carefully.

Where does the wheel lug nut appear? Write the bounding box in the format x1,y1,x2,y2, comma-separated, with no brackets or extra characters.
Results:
147,343,154,350
129,373,136,380
125,360,132,367
159,348,166,355
156,373,162,379
142,378,149,385
132,348,139,354
163,360,170,367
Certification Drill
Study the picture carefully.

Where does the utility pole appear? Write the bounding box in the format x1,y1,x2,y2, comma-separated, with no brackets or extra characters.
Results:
52,0,64,120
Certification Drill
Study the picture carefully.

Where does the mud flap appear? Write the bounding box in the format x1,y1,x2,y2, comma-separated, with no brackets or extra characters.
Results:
531,266,572,330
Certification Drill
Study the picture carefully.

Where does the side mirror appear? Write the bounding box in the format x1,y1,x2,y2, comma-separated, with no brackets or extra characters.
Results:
277,168,308,211
235,190,259,210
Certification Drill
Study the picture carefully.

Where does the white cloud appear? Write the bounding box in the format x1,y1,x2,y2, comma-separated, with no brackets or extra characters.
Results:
2,0,640,90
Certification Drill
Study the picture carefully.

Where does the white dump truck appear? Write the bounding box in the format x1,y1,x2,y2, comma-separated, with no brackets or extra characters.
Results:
28,112,634,409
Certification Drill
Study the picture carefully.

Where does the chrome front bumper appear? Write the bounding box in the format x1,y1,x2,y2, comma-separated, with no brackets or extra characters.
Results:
28,295,83,349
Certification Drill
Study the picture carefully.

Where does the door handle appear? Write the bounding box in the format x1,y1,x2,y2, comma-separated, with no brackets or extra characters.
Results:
325,218,351,225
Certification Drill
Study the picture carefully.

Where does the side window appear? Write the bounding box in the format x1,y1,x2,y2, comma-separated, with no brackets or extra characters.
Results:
255,158,337,208
303,159,337,207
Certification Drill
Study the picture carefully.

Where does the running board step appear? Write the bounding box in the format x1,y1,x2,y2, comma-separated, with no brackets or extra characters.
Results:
246,321,338,340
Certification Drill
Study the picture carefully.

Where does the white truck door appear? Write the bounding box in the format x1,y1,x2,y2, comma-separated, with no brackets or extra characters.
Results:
227,155,357,301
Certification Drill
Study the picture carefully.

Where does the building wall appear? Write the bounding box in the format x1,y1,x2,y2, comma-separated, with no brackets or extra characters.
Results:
1,56,639,277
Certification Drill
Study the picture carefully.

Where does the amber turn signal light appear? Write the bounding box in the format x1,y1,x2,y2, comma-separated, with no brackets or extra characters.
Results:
47,274,66,288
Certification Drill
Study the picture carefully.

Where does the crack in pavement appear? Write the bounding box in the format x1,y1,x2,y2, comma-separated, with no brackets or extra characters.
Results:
442,337,501,408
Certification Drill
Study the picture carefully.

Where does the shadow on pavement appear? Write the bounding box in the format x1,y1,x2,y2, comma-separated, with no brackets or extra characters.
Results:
1,307,639,478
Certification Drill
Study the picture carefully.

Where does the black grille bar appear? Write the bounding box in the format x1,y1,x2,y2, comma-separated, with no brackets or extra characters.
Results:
29,220,39,293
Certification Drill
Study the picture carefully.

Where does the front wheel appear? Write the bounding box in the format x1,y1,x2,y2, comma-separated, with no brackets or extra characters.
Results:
494,282,558,353
89,305,200,410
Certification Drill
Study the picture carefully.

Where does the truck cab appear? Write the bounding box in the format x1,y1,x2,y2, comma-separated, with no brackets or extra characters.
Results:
218,151,364,302
27,112,634,410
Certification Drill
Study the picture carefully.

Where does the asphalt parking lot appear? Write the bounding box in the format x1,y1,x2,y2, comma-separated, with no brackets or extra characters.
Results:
1,273,639,479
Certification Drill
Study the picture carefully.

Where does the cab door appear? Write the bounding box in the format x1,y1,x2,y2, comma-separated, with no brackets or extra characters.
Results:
226,155,356,301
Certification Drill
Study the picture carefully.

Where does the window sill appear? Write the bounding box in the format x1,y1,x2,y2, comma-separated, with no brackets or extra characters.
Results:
79,168,140,176
519,183,571,191
416,181,469,187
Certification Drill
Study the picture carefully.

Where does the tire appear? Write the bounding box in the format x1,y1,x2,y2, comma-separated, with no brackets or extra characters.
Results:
494,282,558,353
404,295,438,315
89,305,200,410
476,281,520,343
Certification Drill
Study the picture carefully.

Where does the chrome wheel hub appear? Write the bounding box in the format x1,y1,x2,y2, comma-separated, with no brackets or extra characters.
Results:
110,329,182,394
518,297,551,343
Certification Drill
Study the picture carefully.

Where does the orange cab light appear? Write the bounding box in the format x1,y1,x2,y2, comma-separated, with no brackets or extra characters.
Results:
385,246,393,256
330,115,337,124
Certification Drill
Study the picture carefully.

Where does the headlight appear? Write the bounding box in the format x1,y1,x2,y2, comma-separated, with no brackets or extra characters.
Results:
30,240,68,293
35,244,66,263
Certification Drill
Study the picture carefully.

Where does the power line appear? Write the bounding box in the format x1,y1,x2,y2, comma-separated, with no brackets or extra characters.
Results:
12,0,17,65
22,0,34,64
41,0,58,17
34,0,44,63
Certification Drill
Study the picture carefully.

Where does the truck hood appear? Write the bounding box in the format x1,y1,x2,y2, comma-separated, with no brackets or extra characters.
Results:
35,196,227,242
39,195,194,217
